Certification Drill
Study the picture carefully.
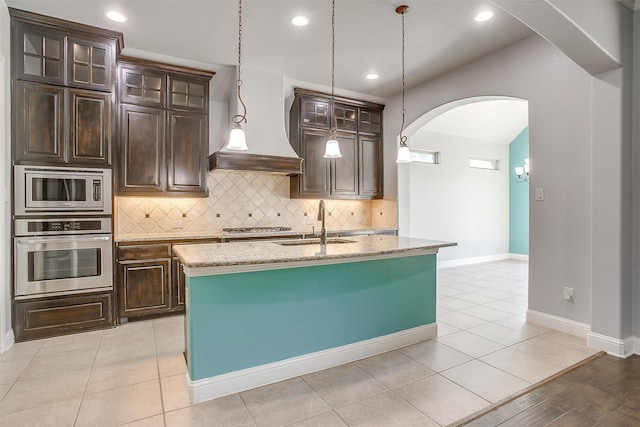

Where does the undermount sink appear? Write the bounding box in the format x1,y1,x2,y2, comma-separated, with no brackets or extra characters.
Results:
276,238,356,246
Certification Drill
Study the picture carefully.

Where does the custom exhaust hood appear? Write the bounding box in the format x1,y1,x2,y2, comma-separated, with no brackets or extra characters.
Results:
208,67,303,175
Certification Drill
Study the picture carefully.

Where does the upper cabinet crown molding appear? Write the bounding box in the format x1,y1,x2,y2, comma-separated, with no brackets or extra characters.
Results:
9,8,124,53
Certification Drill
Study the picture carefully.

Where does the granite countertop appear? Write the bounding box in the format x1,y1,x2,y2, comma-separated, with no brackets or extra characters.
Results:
173,234,456,269
115,228,398,243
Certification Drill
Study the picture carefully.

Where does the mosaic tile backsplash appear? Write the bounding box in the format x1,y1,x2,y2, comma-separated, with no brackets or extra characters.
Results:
115,170,397,236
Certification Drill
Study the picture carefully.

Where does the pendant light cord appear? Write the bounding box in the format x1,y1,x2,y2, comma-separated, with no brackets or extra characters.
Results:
399,8,407,146
330,0,337,139
232,0,247,125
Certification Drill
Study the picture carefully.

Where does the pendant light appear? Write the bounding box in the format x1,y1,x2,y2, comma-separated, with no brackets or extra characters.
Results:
323,0,342,158
396,5,411,163
227,0,249,151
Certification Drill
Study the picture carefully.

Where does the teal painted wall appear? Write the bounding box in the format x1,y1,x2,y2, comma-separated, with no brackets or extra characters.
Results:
186,255,437,381
509,127,529,255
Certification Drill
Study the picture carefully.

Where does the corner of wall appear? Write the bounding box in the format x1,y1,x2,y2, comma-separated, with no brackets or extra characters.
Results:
0,0,13,354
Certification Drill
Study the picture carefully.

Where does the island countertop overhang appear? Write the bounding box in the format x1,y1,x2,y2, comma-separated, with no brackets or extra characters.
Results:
173,235,456,276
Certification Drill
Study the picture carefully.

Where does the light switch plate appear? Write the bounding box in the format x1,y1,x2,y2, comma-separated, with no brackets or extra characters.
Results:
535,187,544,201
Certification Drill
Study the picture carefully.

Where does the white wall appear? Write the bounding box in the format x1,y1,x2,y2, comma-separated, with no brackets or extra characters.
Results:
633,7,640,341
588,5,634,344
388,1,635,349
387,34,594,326
405,130,509,262
0,0,12,352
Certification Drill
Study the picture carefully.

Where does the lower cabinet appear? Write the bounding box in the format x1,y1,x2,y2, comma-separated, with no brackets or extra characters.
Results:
14,292,114,341
171,257,186,309
116,242,187,321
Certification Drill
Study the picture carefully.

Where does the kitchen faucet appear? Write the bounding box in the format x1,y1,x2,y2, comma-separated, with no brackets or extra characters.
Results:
317,199,327,246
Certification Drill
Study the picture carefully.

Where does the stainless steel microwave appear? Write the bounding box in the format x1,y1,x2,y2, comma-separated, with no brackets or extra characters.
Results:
14,165,112,216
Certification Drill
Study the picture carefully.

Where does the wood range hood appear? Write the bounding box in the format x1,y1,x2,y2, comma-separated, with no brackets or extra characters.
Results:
208,67,303,175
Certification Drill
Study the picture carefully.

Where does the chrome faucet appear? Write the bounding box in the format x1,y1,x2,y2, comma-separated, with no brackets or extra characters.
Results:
317,199,327,246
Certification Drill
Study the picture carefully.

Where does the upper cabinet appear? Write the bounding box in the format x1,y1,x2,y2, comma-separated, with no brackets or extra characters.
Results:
116,57,214,197
289,88,384,200
10,8,123,167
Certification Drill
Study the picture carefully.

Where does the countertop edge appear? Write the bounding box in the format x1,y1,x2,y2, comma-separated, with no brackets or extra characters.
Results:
182,247,444,277
174,236,456,275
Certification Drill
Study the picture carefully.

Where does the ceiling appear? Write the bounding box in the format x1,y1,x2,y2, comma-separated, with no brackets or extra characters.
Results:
5,0,535,100
419,99,529,144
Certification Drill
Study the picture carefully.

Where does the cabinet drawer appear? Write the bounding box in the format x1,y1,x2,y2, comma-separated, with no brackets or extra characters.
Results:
14,292,114,341
117,243,171,260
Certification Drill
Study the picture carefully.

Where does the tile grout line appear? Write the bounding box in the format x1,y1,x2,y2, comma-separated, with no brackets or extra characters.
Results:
151,320,169,427
73,331,103,427
236,386,259,427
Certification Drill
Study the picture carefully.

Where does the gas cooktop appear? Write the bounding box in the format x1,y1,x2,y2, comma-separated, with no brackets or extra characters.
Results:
222,227,293,233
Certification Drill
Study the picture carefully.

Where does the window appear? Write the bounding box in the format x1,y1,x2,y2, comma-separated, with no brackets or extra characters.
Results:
469,157,500,170
411,149,439,164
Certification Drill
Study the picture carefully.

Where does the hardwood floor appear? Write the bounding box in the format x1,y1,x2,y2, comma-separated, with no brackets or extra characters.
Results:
459,353,640,426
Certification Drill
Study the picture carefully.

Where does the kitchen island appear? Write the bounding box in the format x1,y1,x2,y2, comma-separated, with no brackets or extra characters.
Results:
173,235,455,403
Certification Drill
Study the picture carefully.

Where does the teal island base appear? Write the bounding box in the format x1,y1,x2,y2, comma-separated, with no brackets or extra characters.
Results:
185,253,439,403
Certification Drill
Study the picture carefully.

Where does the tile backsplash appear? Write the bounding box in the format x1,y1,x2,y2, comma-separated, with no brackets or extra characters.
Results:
115,170,397,236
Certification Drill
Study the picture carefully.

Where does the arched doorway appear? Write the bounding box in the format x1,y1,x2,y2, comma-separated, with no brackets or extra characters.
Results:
398,96,529,265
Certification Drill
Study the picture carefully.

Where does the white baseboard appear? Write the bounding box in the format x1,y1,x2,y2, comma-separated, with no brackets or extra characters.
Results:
587,332,635,358
509,253,529,261
635,337,640,355
188,323,437,404
438,253,510,269
526,309,590,339
1,329,15,354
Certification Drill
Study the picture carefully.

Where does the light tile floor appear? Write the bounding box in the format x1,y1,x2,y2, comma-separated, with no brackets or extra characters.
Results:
0,260,599,426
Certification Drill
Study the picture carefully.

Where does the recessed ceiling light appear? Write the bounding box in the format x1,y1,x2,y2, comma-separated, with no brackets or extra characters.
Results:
106,10,127,23
366,73,379,80
474,10,494,22
291,16,310,27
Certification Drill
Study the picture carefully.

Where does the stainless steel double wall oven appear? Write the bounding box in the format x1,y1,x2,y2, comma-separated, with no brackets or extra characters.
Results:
14,165,113,300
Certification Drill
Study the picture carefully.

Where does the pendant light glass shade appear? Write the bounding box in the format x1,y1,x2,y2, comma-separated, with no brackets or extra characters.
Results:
226,0,249,151
324,138,342,158
227,124,248,151
396,143,411,163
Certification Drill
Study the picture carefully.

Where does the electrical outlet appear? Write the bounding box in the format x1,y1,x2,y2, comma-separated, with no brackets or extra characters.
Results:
172,220,184,229
564,286,574,302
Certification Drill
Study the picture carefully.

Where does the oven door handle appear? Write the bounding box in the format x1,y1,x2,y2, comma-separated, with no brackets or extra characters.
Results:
17,236,111,244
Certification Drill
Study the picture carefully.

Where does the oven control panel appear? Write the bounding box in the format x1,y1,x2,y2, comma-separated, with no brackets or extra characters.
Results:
14,217,112,236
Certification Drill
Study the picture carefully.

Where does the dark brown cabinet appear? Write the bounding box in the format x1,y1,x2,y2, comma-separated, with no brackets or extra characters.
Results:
10,9,122,167
289,88,384,200
331,133,358,197
120,104,165,192
14,81,111,165
14,21,66,85
116,58,213,196
171,257,186,309
359,135,384,197
67,36,113,91
68,89,111,164
117,243,174,320
14,292,114,341
14,81,65,163
116,240,197,321
167,112,208,192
